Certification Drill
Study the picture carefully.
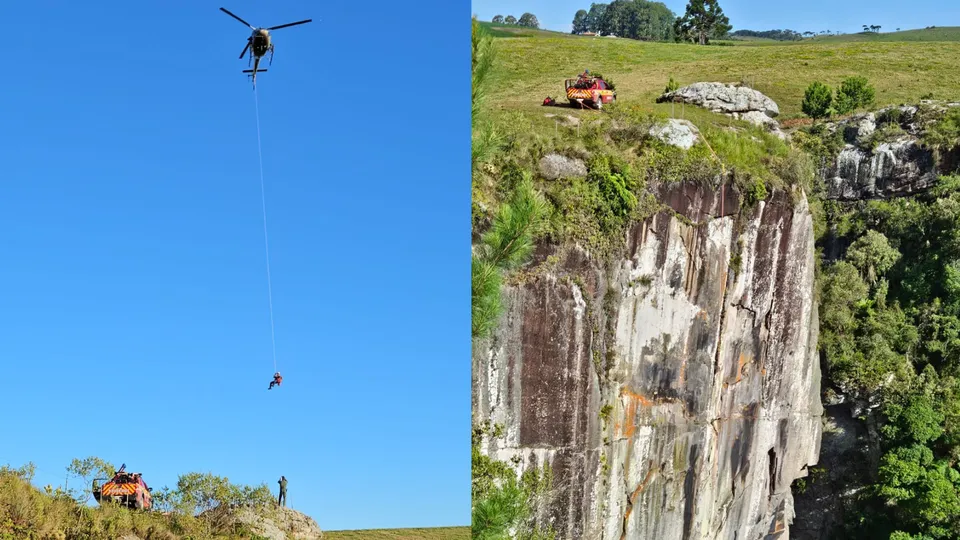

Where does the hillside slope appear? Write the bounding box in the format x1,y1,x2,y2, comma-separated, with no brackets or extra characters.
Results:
478,29,960,118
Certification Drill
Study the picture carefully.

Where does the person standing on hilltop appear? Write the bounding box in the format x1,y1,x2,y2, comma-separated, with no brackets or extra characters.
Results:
278,475,287,507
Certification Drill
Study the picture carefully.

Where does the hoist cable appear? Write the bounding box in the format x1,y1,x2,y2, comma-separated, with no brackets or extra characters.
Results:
253,84,278,374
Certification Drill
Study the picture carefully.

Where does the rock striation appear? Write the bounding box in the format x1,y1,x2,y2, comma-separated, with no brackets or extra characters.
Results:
473,181,823,539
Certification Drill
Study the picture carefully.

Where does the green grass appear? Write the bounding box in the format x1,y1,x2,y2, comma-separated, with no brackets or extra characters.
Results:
323,526,470,539
480,31,960,119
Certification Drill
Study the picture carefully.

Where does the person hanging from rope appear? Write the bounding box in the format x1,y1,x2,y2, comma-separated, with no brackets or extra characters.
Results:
268,372,283,390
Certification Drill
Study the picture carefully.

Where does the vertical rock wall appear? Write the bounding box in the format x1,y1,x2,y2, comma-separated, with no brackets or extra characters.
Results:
473,182,823,539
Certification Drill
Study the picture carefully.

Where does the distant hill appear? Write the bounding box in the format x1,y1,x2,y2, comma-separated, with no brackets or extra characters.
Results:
808,26,960,42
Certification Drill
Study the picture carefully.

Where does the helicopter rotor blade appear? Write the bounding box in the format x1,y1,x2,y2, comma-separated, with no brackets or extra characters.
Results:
220,7,255,29
238,41,250,59
266,19,312,31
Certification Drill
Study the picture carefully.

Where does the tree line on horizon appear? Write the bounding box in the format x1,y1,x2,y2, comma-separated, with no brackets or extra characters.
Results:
564,0,902,42
491,13,539,29
569,0,731,44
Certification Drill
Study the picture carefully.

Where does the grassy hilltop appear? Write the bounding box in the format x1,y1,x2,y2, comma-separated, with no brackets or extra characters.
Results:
477,22,960,119
0,462,468,539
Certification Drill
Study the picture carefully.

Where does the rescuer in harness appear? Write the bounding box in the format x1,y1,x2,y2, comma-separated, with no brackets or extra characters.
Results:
268,372,283,389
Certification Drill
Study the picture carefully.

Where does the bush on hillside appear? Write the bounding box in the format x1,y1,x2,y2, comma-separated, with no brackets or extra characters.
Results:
834,76,877,116
802,81,834,121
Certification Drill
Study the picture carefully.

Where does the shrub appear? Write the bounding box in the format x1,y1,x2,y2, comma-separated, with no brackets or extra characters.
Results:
802,81,834,121
665,76,680,94
834,76,876,116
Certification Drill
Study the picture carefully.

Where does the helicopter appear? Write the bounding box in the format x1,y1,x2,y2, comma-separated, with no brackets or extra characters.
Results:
220,7,312,87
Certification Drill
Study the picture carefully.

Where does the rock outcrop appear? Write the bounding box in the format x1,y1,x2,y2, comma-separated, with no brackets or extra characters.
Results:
658,82,780,117
540,153,588,180
822,105,960,200
649,119,701,150
658,82,785,139
473,182,823,539
203,505,324,540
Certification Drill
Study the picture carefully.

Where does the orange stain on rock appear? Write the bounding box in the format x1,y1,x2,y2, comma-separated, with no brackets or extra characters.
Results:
734,353,751,383
618,388,653,439
620,462,658,540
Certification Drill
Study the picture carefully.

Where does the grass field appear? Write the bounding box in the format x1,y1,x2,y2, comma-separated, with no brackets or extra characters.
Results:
323,526,470,539
478,24,960,119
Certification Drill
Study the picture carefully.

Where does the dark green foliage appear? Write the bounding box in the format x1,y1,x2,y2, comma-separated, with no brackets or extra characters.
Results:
517,13,540,29
593,0,677,41
472,423,556,540
472,18,496,124
673,0,731,45
802,81,834,121
664,76,680,94
742,177,767,207
846,230,901,284
589,154,638,221
816,174,960,538
472,177,548,339
921,107,960,155
572,10,589,34
543,152,652,256
730,29,804,41
834,76,877,116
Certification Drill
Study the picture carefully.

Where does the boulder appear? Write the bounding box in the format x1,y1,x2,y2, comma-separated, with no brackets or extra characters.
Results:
539,153,587,180
658,82,780,117
648,118,701,150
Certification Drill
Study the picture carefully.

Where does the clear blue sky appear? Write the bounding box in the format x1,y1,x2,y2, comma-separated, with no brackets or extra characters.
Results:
473,0,959,35
0,0,468,531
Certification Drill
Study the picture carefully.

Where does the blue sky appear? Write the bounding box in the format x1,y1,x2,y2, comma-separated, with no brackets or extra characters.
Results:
0,0,468,531
473,0,960,35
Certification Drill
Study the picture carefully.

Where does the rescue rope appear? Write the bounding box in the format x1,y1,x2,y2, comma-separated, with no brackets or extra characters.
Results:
253,84,278,374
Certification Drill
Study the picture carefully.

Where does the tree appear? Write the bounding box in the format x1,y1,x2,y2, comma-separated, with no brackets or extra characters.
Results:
572,9,589,34
833,76,876,116
472,17,496,124
504,15,517,25
673,0,731,45
67,456,117,504
492,15,504,24
802,81,834,121
585,3,607,32
517,13,539,28
598,0,677,41
472,176,547,338
846,229,899,284
173,472,273,516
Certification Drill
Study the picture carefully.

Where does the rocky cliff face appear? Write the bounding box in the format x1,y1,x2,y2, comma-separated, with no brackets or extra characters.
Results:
823,103,960,201
473,182,823,539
